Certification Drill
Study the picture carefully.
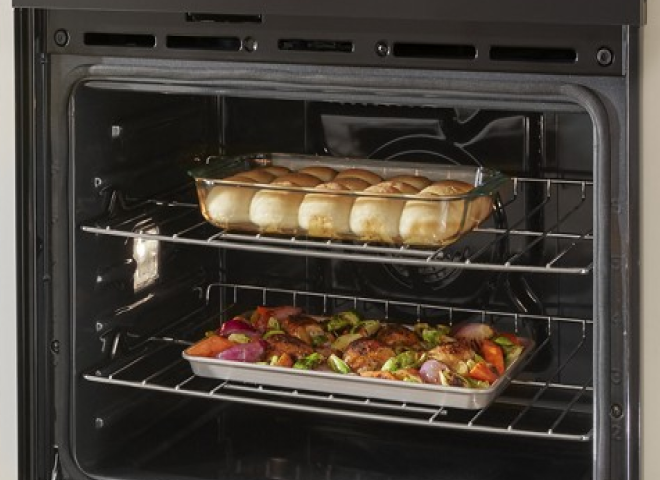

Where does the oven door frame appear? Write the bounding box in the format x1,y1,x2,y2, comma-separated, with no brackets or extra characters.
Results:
15,7,641,480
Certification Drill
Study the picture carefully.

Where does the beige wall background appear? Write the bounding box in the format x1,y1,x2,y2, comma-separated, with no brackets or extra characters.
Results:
0,0,17,478
642,1,659,479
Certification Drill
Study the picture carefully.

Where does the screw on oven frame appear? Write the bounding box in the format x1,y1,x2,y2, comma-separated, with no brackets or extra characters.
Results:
610,403,624,418
375,41,391,57
596,47,614,67
50,340,60,354
243,37,258,53
54,29,69,47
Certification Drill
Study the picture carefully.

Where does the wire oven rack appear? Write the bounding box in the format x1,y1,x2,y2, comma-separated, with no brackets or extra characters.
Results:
81,177,594,275
84,282,594,442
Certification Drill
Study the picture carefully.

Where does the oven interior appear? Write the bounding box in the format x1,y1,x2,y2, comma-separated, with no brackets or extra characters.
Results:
64,81,595,480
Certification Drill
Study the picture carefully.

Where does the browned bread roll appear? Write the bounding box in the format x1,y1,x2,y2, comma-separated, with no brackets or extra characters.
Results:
298,166,338,183
388,175,431,191
335,168,383,185
374,181,420,194
298,182,354,236
399,179,474,245
335,177,371,191
239,168,277,183
274,173,323,188
249,174,322,232
349,183,408,242
204,176,259,226
261,166,291,177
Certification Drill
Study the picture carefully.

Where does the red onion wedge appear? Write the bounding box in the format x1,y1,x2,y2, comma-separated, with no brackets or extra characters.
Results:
217,318,258,337
419,359,449,384
215,340,266,362
452,323,495,342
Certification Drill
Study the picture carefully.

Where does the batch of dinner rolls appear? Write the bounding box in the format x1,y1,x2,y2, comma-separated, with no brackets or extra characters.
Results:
203,164,492,245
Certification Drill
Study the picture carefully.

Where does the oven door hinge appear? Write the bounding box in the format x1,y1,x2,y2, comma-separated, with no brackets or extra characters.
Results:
50,447,61,480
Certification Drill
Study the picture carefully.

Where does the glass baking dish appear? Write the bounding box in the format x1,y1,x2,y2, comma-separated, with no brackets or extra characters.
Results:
189,153,508,246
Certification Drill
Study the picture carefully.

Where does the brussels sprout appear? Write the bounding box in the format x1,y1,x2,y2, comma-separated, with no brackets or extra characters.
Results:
402,375,423,383
328,354,351,374
504,345,524,366
327,311,362,333
440,371,470,388
381,351,424,372
493,335,515,347
227,333,252,344
293,352,325,370
352,320,381,336
262,330,285,339
331,333,363,352
311,334,329,347
419,325,451,347
337,310,362,324
266,317,281,331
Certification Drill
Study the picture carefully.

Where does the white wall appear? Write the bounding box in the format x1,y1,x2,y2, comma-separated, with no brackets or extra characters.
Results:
0,0,17,478
642,2,659,480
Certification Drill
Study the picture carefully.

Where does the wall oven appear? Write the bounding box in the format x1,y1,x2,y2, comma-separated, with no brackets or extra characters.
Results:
15,2,644,479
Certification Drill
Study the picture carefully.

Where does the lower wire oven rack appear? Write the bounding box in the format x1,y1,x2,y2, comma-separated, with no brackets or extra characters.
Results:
83,283,594,442
81,177,594,275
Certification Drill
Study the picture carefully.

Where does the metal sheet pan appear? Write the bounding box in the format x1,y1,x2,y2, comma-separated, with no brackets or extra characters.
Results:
183,338,534,410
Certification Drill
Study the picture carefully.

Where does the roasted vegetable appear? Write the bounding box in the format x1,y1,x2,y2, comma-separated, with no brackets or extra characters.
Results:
185,335,236,358
331,333,363,352
326,310,362,333
467,361,498,383
381,350,425,372
218,317,257,337
452,323,495,343
327,354,351,374
216,340,267,363
419,359,449,384
293,352,325,370
227,333,253,344
352,319,381,336
480,339,505,375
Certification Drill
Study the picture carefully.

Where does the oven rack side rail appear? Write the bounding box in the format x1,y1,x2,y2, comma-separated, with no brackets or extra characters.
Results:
80,177,594,275
83,335,593,442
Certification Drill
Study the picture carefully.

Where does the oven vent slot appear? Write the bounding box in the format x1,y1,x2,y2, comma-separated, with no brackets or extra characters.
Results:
166,35,242,51
392,42,476,60
490,46,577,64
278,39,354,53
185,13,263,24
84,32,156,48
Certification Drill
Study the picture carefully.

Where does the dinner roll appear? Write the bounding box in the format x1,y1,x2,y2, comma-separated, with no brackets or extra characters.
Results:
335,177,371,191
261,166,291,177
375,181,420,194
335,168,383,185
239,168,277,184
298,166,338,183
349,183,407,242
388,175,431,191
298,182,354,237
399,180,474,246
204,176,259,227
275,173,323,188
249,174,322,232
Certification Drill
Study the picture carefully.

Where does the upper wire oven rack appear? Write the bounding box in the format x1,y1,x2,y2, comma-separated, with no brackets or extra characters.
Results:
84,282,594,442
80,176,594,275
